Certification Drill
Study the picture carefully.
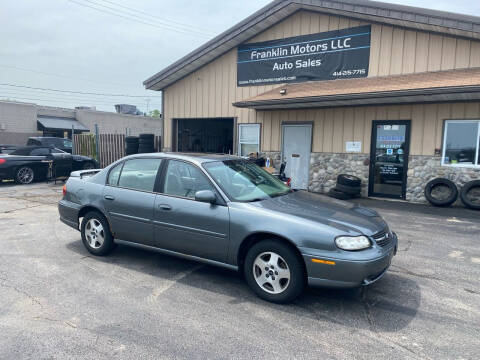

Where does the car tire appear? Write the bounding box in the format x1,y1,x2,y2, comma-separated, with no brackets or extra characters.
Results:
244,240,305,303
15,166,35,184
337,174,361,187
424,178,458,207
335,183,361,195
328,187,352,200
81,212,115,256
460,180,480,210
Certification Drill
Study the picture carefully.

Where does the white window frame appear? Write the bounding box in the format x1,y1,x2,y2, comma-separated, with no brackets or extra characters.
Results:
441,119,480,168
238,123,261,156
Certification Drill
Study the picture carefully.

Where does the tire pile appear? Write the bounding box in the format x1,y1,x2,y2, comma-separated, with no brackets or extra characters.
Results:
125,136,139,155
328,174,362,200
125,133,156,155
424,178,480,210
138,134,155,153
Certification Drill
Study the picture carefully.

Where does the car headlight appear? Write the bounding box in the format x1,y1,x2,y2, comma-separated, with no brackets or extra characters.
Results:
335,235,371,251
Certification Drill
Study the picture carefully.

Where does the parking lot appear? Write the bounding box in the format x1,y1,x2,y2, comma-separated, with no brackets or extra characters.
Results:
0,181,479,359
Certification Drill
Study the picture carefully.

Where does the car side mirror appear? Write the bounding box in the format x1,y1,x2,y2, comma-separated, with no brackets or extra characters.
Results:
195,190,217,204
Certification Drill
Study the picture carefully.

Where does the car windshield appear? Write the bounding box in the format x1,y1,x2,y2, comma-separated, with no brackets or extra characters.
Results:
203,160,291,202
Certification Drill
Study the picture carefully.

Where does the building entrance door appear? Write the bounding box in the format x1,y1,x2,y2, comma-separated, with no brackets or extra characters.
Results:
282,124,312,190
369,121,411,199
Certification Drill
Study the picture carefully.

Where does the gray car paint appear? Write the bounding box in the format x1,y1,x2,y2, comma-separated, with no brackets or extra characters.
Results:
58,153,397,288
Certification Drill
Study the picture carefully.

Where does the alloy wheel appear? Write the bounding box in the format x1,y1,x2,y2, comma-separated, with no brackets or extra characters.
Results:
17,167,34,184
85,219,105,249
253,252,291,294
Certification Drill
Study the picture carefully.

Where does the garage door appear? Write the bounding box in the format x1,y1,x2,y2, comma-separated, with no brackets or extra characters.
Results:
175,118,234,154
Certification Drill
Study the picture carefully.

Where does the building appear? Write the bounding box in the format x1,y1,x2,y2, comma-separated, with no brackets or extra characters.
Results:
144,0,480,203
0,100,162,144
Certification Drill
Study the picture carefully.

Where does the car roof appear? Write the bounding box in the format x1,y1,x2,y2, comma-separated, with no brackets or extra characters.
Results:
127,152,243,165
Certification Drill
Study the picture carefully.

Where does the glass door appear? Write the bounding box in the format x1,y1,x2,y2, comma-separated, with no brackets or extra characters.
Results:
369,121,411,199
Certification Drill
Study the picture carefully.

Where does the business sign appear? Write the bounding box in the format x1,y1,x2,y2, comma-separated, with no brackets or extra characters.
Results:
237,25,371,87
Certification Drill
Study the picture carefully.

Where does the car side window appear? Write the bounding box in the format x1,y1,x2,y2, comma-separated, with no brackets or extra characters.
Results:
31,148,50,156
163,160,214,199
107,163,123,186
117,158,162,192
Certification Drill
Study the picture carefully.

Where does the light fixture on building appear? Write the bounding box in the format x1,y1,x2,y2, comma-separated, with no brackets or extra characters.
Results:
279,88,287,95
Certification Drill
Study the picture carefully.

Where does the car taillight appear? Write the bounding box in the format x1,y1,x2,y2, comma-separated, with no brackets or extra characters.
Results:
286,178,291,187
0,158,6,165
62,185,67,196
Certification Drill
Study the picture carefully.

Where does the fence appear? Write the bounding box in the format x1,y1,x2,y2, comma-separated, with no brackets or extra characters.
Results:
73,133,162,168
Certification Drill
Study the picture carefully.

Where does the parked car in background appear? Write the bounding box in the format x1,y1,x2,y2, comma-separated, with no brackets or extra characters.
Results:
58,153,398,303
0,146,99,184
0,144,18,155
27,137,73,153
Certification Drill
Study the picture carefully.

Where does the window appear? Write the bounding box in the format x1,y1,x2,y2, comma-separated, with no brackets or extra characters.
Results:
442,120,480,168
238,124,260,156
117,158,162,192
31,148,50,156
163,160,214,199
107,163,123,186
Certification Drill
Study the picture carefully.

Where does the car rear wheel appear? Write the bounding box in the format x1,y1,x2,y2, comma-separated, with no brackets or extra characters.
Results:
15,166,34,184
244,240,305,303
81,212,115,256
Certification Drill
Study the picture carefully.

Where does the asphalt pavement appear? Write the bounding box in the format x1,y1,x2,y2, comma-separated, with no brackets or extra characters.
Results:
0,181,479,359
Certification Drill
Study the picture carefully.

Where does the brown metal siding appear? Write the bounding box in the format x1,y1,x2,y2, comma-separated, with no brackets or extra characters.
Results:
163,10,480,153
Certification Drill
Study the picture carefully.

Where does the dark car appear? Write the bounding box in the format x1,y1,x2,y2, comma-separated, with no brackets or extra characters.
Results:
58,153,398,303
27,137,73,153
0,144,18,155
0,146,99,184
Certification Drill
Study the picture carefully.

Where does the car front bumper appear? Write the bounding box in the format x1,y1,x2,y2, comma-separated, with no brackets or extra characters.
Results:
301,234,398,289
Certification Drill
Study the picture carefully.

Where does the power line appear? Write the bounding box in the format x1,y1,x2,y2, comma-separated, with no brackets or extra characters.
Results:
67,0,212,38
0,86,162,104
0,83,161,98
96,0,214,35
0,89,161,107
0,64,136,87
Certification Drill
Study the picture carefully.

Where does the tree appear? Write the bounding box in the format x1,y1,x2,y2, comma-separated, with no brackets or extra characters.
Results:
148,109,161,118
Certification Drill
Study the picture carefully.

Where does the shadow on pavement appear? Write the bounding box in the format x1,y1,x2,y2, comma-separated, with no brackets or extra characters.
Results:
66,239,421,333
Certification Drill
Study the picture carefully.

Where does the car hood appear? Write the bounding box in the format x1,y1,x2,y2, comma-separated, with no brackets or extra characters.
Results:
72,155,95,162
248,191,387,236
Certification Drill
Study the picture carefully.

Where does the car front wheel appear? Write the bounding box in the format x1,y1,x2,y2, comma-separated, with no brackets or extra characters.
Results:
244,240,305,303
81,212,115,256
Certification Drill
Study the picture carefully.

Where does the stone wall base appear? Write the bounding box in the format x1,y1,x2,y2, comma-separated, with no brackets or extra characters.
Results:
309,153,370,196
406,156,480,203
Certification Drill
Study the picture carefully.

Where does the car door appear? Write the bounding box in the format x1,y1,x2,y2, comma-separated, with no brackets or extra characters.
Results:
103,158,162,247
153,159,230,263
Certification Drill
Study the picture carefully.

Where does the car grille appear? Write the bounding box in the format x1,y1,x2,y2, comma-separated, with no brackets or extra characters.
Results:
372,229,392,247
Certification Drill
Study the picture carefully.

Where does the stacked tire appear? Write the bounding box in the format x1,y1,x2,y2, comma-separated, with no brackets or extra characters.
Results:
138,133,155,153
125,136,139,156
328,174,362,200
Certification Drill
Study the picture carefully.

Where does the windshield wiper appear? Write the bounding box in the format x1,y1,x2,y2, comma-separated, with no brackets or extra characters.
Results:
248,197,269,202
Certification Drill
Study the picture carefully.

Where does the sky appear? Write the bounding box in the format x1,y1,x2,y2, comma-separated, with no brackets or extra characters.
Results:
1,0,479,113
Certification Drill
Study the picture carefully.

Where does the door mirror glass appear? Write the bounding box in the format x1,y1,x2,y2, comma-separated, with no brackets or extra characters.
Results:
195,190,217,203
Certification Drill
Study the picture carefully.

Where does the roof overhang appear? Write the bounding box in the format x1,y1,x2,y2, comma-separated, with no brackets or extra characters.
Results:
144,0,480,91
37,116,89,132
233,86,480,110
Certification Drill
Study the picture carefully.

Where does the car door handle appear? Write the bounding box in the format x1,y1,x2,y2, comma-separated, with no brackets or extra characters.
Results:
158,204,172,211
104,195,115,201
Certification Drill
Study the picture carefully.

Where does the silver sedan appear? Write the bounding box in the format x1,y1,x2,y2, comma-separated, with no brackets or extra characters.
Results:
59,153,397,303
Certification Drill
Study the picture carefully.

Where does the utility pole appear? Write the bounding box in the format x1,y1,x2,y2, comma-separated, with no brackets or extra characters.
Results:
145,98,150,114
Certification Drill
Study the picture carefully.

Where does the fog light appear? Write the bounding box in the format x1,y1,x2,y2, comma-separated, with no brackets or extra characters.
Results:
335,235,371,251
